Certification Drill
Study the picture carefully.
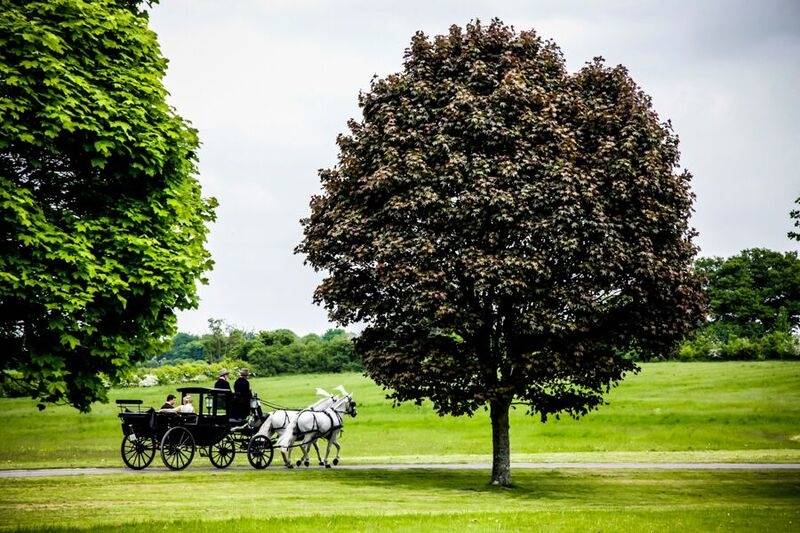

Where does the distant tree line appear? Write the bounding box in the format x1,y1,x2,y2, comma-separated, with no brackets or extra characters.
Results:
147,320,362,375
152,247,799,373
673,248,800,360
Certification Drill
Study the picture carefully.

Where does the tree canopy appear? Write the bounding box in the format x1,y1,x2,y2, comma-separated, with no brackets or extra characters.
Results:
695,249,800,337
0,0,215,411
299,20,704,485
143,324,360,377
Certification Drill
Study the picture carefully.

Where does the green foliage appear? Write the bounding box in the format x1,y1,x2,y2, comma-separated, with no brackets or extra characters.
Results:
143,325,361,377
0,0,216,411
119,359,246,388
242,329,361,376
678,328,800,361
145,332,205,365
695,249,800,337
675,249,800,361
790,195,799,241
0,370,28,398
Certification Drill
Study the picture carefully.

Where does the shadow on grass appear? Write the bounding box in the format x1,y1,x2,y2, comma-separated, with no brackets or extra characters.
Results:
306,467,599,501
297,466,800,506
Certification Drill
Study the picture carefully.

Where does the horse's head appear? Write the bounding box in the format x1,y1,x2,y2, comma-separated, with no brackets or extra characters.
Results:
343,395,357,418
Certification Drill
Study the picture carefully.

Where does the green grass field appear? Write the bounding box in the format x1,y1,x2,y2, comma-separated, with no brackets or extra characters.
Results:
1,362,799,531
1,362,798,468
2,469,799,532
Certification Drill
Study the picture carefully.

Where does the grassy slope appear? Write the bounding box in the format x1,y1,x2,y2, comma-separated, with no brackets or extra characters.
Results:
1,469,799,531
0,362,798,468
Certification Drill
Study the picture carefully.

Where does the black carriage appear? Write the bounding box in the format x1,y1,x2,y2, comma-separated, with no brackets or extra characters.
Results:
117,387,273,470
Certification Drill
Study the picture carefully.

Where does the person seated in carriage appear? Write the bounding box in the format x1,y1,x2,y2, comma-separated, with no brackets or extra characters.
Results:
160,394,176,410
177,394,194,413
158,394,194,413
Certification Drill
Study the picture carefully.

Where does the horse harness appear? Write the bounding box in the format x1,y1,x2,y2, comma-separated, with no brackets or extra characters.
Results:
294,407,342,439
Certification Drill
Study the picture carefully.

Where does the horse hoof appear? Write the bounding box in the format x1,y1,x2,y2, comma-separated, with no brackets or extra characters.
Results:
332,458,339,465
319,462,324,466
325,464,331,469
286,464,294,469
296,460,302,467
304,461,310,467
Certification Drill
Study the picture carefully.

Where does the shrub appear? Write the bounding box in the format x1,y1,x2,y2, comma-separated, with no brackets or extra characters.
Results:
759,330,800,360
675,327,799,361
138,374,159,387
719,336,760,360
118,359,246,388
0,371,29,398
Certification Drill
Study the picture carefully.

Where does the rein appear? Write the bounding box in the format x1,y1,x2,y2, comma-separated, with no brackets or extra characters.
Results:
260,399,302,411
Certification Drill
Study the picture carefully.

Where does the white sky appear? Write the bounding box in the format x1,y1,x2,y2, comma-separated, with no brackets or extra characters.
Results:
147,0,800,335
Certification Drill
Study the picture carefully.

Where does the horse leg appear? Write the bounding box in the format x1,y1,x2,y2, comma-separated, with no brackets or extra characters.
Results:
313,441,324,466
302,438,315,467
324,436,334,468
330,429,342,465
279,429,295,469
297,434,314,467
300,437,314,466
280,448,293,469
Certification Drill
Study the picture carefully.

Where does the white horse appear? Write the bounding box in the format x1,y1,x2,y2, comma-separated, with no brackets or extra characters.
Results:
256,389,338,468
289,386,357,468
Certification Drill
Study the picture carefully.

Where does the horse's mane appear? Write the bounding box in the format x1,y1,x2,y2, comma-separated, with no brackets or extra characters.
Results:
311,396,334,410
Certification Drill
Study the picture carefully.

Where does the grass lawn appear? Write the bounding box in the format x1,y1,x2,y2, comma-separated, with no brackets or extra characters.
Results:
0,361,798,469
1,361,799,532
1,469,799,531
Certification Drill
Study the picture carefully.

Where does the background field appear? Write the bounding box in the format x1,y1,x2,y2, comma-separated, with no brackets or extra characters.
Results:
1,362,799,469
2,362,799,532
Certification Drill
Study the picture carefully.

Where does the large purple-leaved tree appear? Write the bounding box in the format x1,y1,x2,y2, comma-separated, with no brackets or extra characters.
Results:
298,20,704,486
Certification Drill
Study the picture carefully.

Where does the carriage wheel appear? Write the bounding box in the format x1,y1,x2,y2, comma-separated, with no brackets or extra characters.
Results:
247,435,274,469
209,435,236,469
120,435,155,470
160,427,195,470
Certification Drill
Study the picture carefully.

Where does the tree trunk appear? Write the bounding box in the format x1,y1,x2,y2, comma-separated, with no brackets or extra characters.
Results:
490,397,511,486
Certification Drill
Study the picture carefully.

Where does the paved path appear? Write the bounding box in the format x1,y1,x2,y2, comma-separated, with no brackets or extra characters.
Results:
2,462,799,478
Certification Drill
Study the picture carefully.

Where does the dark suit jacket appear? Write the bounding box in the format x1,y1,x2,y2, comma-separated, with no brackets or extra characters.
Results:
234,377,251,399
232,377,252,419
213,378,231,391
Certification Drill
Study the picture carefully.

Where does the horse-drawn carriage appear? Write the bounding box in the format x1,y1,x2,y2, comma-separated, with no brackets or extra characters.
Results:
117,385,356,470
117,386,271,470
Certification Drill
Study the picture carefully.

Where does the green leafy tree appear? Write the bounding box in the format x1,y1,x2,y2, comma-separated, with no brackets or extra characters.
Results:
158,333,204,362
298,20,704,485
203,318,228,362
695,249,800,337
0,0,215,411
322,328,348,342
790,196,799,241
258,329,298,347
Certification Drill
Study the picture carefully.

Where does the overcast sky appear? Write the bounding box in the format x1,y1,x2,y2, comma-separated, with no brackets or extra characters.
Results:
148,0,800,335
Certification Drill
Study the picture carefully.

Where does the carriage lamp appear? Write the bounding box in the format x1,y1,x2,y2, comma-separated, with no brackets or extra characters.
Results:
205,395,212,413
